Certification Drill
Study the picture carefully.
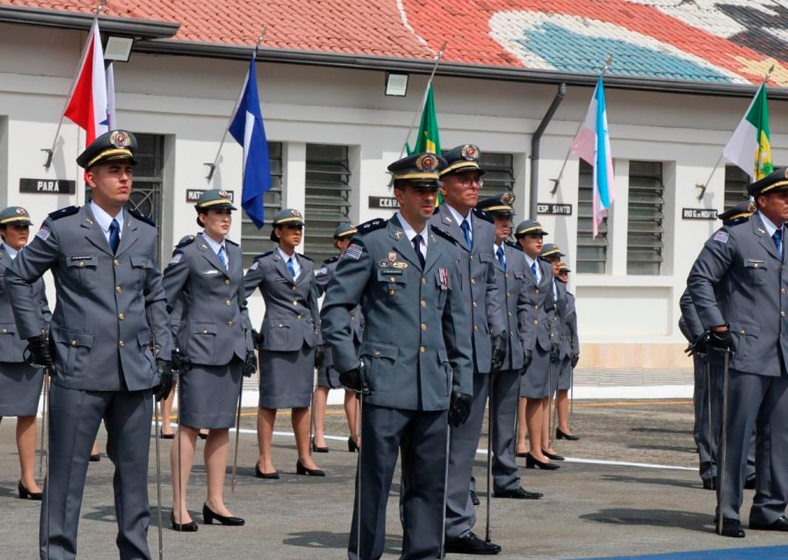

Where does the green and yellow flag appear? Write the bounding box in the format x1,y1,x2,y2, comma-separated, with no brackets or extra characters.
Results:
407,84,442,202
723,83,772,180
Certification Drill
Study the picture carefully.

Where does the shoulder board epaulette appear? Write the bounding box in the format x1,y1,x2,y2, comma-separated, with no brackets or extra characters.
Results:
175,236,195,249
48,206,79,221
128,208,156,227
255,250,275,260
225,238,239,247
298,253,313,262
356,218,387,235
473,207,494,224
431,225,459,245
323,255,339,265
505,240,522,252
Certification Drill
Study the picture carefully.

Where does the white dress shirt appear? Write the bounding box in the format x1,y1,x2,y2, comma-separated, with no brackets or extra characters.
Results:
524,252,541,283
201,232,228,266
277,246,301,280
90,200,124,244
395,212,428,261
446,204,473,244
3,243,18,260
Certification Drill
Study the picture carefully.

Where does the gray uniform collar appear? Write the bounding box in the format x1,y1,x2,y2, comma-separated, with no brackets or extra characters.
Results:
80,205,138,257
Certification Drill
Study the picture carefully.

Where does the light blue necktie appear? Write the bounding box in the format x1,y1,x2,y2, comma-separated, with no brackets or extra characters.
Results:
109,219,120,254
460,220,472,251
287,257,296,279
774,229,783,257
497,246,506,271
217,246,227,269
530,261,538,281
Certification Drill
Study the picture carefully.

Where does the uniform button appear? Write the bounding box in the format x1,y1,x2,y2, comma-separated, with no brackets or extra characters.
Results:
534,305,539,310
474,325,479,332
113,259,120,266
297,314,302,319
421,324,427,331
225,279,230,285
534,320,539,325
116,285,122,293
506,292,511,297
422,277,427,285
78,261,85,267
226,320,233,327
783,288,787,294
472,302,477,308
119,340,125,347
225,300,231,306
390,277,396,283
291,286,297,291
374,350,381,356
388,289,396,296
421,300,426,307
1,328,5,333
509,332,514,337
754,263,759,268
71,340,77,346
118,313,125,320
203,329,209,334
420,346,426,353
471,279,476,285
508,312,512,317
535,289,540,294
740,329,746,334
293,300,299,305
278,324,283,327
783,311,787,317
351,316,356,321
505,273,510,279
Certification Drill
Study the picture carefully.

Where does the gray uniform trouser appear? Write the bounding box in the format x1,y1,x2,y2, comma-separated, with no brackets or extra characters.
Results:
41,385,153,560
445,373,488,540
491,369,522,493
717,368,788,524
348,403,447,560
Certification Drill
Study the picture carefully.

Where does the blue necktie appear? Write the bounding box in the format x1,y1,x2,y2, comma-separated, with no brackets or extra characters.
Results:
460,220,472,251
412,235,426,268
287,257,296,279
530,261,538,281
109,219,120,254
218,247,227,269
774,229,783,257
497,246,506,271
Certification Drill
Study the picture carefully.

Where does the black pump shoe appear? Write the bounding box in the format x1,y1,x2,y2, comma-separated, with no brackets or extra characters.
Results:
89,453,101,462
18,481,42,501
542,450,565,461
311,437,329,453
525,453,560,470
203,503,244,526
255,463,279,479
296,460,325,477
556,428,580,441
348,437,359,453
171,512,198,532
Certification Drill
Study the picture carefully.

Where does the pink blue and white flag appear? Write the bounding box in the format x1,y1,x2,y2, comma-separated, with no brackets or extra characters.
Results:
570,77,615,238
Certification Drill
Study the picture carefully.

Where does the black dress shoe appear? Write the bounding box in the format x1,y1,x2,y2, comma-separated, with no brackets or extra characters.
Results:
255,463,279,479
444,532,501,555
702,478,716,491
470,490,480,506
202,503,245,526
348,437,359,453
542,450,565,461
198,432,208,440
744,476,756,490
717,518,745,538
18,481,42,501
160,431,175,440
89,453,101,462
494,487,543,500
311,437,329,453
556,428,580,441
525,453,560,470
171,512,198,532
296,460,325,477
750,516,788,532
515,451,529,458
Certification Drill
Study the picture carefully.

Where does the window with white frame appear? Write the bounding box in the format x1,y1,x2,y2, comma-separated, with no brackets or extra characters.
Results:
305,144,351,265
576,161,609,274
478,152,514,200
241,142,283,269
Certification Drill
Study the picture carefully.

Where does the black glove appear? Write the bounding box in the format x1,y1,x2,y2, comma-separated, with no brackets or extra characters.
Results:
171,349,183,375
571,354,580,368
26,335,55,371
550,342,560,363
314,346,325,370
448,391,472,427
243,350,258,378
709,329,734,351
340,363,370,395
154,359,174,402
490,334,507,372
686,333,709,357
522,350,532,373
252,329,263,348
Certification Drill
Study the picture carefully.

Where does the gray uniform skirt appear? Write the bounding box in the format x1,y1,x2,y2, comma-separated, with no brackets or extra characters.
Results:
520,347,554,399
557,359,572,391
0,362,44,417
259,345,314,409
316,340,359,389
180,357,243,430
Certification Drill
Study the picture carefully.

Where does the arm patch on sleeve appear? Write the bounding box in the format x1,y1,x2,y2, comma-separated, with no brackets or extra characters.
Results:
345,243,363,260
714,231,729,244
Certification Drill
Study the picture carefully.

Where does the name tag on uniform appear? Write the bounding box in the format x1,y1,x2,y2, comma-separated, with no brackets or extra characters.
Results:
203,269,219,275
70,255,93,261
275,277,289,282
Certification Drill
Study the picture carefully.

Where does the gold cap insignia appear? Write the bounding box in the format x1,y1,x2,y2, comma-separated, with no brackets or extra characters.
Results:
461,144,479,160
501,192,515,205
219,190,229,198
292,210,302,217
15,208,25,215
747,200,757,213
416,153,439,172
109,130,131,148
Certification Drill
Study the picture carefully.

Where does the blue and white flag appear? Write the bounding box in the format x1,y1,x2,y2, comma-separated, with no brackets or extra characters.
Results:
229,54,271,229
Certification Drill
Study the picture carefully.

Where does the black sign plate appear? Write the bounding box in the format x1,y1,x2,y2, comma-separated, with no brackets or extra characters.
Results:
537,203,572,215
19,178,76,194
186,189,234,203
369,196,400,209
682,208,717,220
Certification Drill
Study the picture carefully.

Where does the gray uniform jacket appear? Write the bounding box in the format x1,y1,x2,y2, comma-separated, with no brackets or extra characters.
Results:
322,216,473,411
688,213,788,376
553,281,573,360
518,257,554,353
163,234,253,366
244,250,321,352
492,242,526,371
679,287,704,342
316,256,363,344
429,205,505,374
5,205,171,392
565,291,579,356
0,246,51,362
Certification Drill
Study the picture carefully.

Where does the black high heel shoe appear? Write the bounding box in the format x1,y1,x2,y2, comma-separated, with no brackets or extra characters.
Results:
311,437,329,453
296,460,325,477
542,450,565,461
203,503,244,526
255,463,279,479
18,481,42,501
170,512,198,532
348,437,359,453
556,428,580,441
89,453,101,462
160,431,175,440
525,453,560,470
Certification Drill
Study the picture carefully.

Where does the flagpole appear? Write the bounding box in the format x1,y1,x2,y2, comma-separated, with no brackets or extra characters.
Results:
695,64,775,200
549,55,613,195
205,29,266,182
42,0,109,169
398,41,448,159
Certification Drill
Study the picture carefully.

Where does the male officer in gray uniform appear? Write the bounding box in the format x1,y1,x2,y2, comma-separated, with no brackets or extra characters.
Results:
5,130,173,560
680,201,755,491
476,194,542,500
322,152,473,560
688,168,788,538
429,145,507,555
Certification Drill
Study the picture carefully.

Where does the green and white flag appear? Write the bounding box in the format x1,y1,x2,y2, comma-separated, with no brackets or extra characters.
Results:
723,83,772,181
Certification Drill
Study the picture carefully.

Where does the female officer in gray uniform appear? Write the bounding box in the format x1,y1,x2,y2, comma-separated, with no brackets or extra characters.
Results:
312,223,362,454
244,209,324,477
163,190,256,530
0,206,50,500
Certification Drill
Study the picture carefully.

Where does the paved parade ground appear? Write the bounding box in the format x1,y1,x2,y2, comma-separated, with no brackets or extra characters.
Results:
3,398,788,560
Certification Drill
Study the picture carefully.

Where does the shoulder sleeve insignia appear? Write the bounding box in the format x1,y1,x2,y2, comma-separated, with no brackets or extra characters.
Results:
167,253,183,266
315,266,328,277
713,230,729,244
128,209,156,227
356,218,387,235
345,243,364,260
48,206,80,221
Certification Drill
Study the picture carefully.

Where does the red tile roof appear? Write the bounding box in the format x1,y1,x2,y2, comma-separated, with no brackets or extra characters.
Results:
3,0,788,87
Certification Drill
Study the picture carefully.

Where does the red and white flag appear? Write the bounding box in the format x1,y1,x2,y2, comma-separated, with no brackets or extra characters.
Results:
64,19,109,146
